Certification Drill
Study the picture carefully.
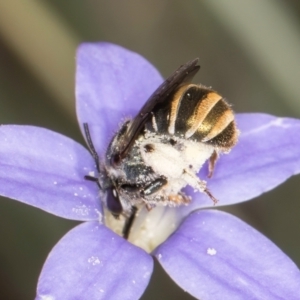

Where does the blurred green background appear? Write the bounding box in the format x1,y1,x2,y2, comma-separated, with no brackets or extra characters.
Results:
0,1,300,299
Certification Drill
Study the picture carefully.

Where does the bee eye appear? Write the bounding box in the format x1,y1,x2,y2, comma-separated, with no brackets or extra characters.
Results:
107,188,123,216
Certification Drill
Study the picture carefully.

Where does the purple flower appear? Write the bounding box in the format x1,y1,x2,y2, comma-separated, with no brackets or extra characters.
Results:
0,42,300,300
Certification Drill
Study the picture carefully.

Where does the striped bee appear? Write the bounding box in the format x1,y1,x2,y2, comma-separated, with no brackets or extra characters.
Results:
84,58,238,238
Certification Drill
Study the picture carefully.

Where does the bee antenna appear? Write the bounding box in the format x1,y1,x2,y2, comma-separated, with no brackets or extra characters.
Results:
83,123,100,173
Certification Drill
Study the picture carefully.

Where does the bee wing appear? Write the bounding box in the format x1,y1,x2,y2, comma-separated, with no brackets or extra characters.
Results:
118,58,200,160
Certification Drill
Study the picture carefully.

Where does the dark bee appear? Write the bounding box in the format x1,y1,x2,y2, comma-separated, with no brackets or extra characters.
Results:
84,58,238,238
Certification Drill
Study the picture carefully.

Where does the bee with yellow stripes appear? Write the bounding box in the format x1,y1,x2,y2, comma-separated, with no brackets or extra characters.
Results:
84,58,238,238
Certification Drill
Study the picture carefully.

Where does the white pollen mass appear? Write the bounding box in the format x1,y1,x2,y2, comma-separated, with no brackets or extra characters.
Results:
88,256,101,265
207,247,217,256
88,171,95,177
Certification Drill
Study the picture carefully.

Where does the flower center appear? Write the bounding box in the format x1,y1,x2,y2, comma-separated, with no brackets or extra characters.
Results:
104,206,183,252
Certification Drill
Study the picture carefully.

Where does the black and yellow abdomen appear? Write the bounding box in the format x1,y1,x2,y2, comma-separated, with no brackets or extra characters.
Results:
149,84,238,151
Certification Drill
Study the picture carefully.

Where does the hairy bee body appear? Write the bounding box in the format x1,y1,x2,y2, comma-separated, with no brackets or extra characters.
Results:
102,83,237,217
85,58,238,237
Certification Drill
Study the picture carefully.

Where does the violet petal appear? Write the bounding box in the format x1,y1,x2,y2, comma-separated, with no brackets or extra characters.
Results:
0,125,101,220
154,209,300,300
185,113,300,211
76,42,163,155
36,222,153,300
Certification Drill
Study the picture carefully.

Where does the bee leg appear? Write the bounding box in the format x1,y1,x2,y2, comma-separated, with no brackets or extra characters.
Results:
183,168,218,205
122,206,137,239
168,192,191,205
203,187,218,205
84,174,102,190
84,175,98,182
140,178,168,210
208,150,218,178
179,192,192,204
141,177,168,196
